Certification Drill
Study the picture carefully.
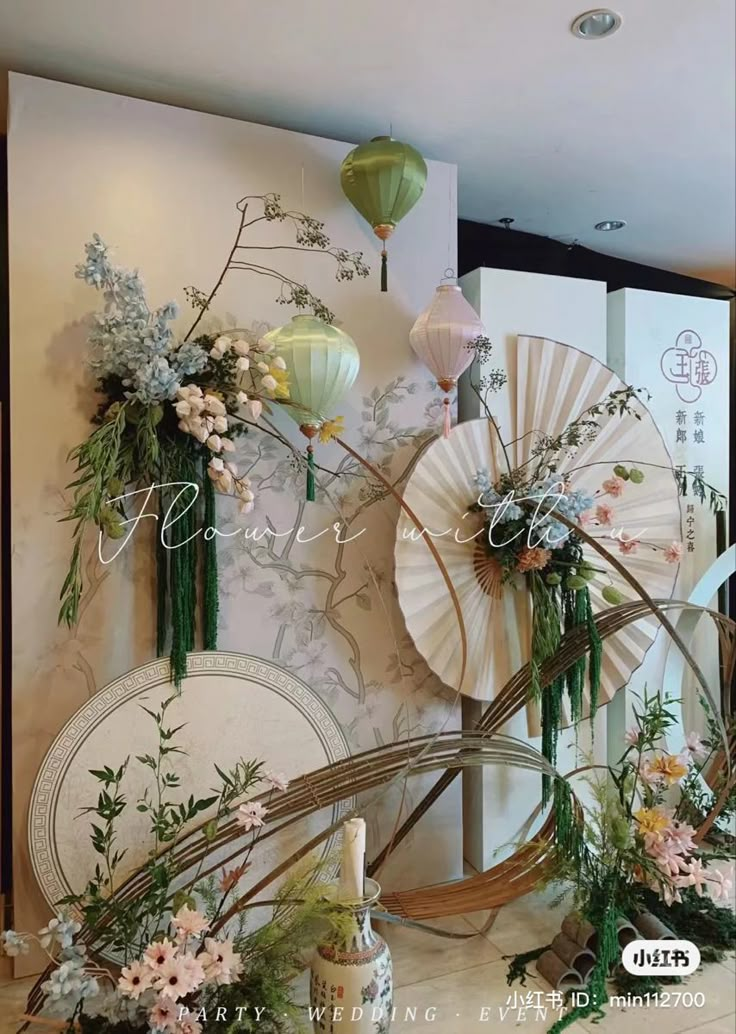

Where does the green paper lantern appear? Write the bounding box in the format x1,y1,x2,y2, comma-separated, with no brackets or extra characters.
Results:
340,135,427,291
263,314,360,499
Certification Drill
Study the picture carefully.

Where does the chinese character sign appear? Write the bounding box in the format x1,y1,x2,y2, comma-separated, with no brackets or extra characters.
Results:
607,289,730,715
660,330,718,404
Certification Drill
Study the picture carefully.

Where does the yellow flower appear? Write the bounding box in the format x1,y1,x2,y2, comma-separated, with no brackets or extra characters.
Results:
646,753,689,785
270,367,290,399
318,416,345,444
633,807,671,837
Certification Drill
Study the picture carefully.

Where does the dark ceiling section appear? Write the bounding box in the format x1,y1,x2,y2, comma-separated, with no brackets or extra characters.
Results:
458,220,736,300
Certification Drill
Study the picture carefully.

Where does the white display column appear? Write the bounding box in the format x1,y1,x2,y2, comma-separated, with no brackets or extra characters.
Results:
457,267,608,872
607,289,731,742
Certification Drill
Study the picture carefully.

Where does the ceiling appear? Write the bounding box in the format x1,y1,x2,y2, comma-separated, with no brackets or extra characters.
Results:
1,0,734,287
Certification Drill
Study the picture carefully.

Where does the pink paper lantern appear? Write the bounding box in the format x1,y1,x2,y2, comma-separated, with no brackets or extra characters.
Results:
409,283,485,436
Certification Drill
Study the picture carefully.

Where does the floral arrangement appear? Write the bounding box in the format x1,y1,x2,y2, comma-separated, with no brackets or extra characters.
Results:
507,690,735,1031
467,382,660,784
59,195,368,684
2,695,346,1033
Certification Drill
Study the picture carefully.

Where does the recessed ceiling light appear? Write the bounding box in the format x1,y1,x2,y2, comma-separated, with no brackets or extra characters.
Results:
572,10,622,39
594,220,627,231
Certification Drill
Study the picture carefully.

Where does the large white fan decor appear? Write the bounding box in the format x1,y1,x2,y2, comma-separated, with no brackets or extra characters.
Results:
395,335,682,728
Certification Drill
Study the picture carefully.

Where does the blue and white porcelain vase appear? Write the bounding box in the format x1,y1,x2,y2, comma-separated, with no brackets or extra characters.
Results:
310,879,393,1033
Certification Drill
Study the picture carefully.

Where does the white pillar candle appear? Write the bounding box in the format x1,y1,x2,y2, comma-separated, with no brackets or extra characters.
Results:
337,817,366,901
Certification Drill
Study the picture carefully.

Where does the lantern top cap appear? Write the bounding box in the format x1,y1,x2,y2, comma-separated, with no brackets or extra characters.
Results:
436,284,461,292
370,135,393,142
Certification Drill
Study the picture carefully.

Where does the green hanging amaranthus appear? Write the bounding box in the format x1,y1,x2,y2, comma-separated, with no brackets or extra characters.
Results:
156,447,205,687
529,576,602,786
529,574,602,804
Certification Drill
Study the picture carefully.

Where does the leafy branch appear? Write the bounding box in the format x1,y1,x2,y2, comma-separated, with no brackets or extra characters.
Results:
184,193,370,337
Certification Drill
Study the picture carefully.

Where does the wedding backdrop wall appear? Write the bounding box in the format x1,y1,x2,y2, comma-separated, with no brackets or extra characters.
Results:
7,73,460,974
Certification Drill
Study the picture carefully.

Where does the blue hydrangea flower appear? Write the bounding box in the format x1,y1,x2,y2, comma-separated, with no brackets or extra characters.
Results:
78,236,208,404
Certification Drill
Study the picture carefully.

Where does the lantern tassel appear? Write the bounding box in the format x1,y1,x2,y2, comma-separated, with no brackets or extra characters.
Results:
380,248,388,292
442,396,452,438
306,445,316,502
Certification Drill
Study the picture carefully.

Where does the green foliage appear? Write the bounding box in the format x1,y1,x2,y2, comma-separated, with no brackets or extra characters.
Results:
58,697,265,963
199,863,351,1033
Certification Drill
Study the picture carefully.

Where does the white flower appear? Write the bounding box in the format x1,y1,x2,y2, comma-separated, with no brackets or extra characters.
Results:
239,498,255,515
264,770,289,792
175,400,191,418
260,374,277,392
206,434,223,453
208,457,225,474
233,339,250,357
39,914,81,950
190,422,209,444
236,801,268,831
171,905,209,940
220,438,236,452
199,937,243,986
236,390,249,405
118,959,154,999
256,361,270,374
257,336,274,352
211,335,232,357
1,931,29,957
271,355,287,371
247,399,263,421
157,954,205,1000
236,356,250,372
143,937,177,972
203,394,227,416
683,731,707,759
213,414,228,434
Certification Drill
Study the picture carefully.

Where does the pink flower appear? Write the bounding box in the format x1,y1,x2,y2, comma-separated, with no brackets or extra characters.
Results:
219,862,249,894
171,904,209,941
618,538,639,555
706,867,734,902
683,731,707,759
678,857,709,897
144,937,177,971
595,503,615,525
644,834,685,876
668,821,697,855
660,880,683,906
156,954,205,1000
624,727,640,747
149,995,178,1029
578,511,593,528
602,476,625,498
176,1020,203,1034
200,936,243,985
264,770,289,792
236,800,268,831
664,541,683,564
118,959,154,999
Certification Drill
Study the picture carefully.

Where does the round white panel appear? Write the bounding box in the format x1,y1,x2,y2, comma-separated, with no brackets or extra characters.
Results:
29,653,351,934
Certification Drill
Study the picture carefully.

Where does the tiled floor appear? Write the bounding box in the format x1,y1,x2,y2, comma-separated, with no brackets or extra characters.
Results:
1,888,733,1033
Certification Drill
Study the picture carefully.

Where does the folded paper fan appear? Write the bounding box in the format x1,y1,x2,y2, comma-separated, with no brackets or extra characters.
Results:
395,336,682,728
